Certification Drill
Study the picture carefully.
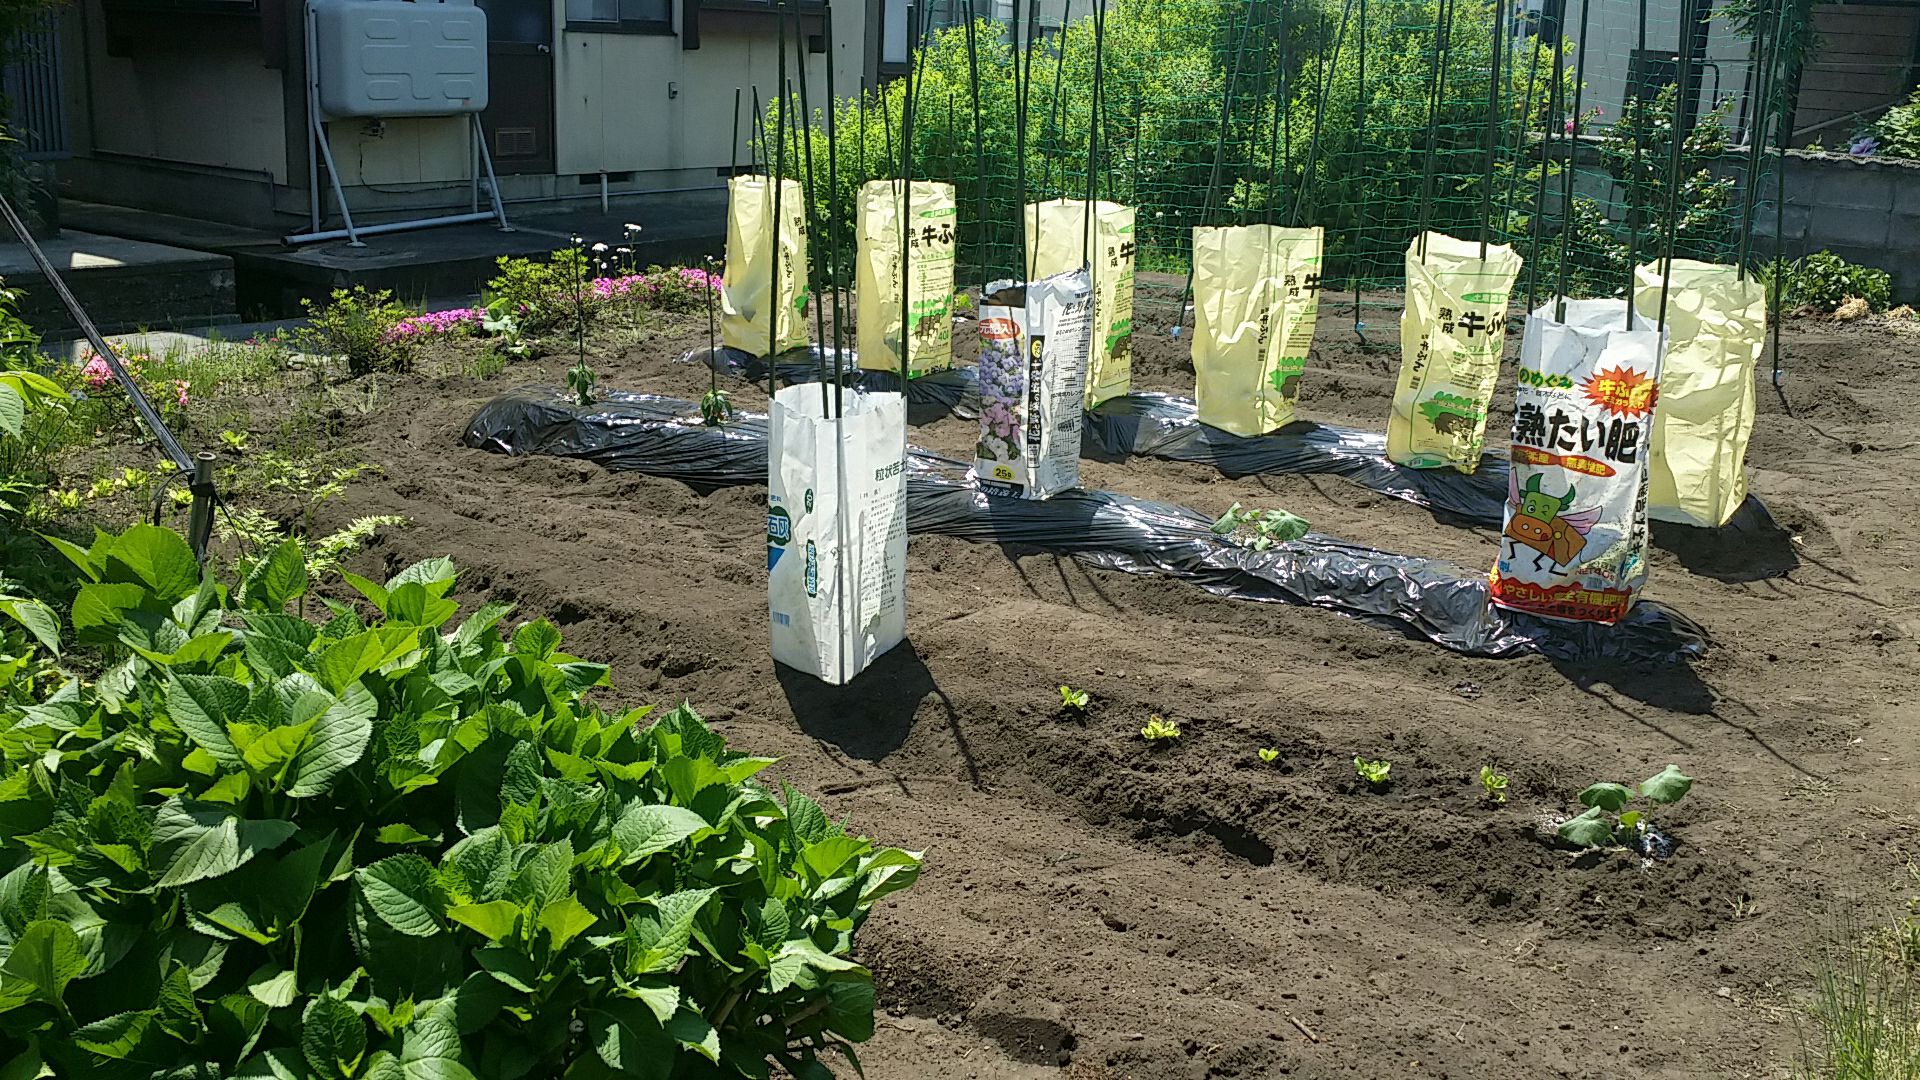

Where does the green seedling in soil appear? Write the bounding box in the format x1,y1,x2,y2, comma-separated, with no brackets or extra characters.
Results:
1140,715,1181,744
218,428,248,453
1258,747,1280,764
567,359,597,407
167,487,193,508
700,387,734,427
1059,684,1090,711
1212,501,1311,551
1354,756,1392,789
47,488,81,512
1557,764,1695,848
1480,764,1510,804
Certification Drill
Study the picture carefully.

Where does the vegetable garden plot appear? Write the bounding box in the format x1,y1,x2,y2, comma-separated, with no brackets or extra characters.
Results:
686,347,1789,541
463,386,1706,663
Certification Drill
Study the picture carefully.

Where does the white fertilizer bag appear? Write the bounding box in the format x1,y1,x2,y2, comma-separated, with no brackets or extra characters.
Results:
1389,231,1525,472
1190,224,1323,436
1630,259,1767,527
721,175,810,356
1024,199,1136,407
1491,298,1665,626
857,179,959,376
972,268,1095,500
768,385,907,685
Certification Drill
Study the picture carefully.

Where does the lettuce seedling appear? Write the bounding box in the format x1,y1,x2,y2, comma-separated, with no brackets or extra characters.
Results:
1058,685,1090,711
1480,765,1509,804
1257,747,1280,764
1211,502,1312,551
1557,764,1695,848
1140,715,1181,743
1354,756,1391,789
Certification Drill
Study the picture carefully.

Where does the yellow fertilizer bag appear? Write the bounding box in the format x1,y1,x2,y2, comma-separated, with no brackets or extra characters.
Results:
1024,199,1136,407
1631,259,1767,527
857,179,958,376
720,175,809,356
1388,231,1524,472
1190,224,1324,436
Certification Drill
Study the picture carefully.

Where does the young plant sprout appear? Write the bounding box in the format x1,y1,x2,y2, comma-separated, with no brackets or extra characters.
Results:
1354,756,1392,789
1557,764,1695,849
1212,501,1311,551
1140,715,1181,744
1258,747,1280,764
1480,765,1510,804
568,360,597,407
218,429,248,453
1058,685,1090,711
700,388,734,427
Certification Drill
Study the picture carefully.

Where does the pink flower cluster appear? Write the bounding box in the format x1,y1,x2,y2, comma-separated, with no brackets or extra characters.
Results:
588,266,721,302
388,307,484,339
79,349,152,391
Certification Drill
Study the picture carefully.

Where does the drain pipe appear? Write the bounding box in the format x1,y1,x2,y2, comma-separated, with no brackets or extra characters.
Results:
600,171,609,213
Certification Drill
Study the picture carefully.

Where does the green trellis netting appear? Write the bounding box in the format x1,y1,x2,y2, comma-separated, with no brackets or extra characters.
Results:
760,0,1802,326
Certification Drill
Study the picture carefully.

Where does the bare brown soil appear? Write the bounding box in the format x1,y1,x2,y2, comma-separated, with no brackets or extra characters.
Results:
278,302,1920,1079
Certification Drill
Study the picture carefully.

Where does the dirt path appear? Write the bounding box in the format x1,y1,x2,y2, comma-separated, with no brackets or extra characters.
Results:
305,305,1920,1079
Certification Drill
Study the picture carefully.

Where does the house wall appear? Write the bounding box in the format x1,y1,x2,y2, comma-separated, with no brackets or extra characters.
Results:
1791,2,1920,140
1556,0,1757,137
551,19,856,180
71,0,290,184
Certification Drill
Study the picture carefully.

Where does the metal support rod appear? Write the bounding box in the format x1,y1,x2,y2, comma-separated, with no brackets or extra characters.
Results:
286,211,500,247
186,452,216,563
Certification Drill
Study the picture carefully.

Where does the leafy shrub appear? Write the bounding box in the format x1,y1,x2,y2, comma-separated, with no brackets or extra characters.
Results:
1873,85,1920,160
0,524,920,1079
295,287,419,377
486,250,592,338
1776,251,1892,313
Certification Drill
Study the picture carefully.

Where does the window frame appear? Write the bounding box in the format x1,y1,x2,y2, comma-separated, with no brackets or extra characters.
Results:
563,0,675,36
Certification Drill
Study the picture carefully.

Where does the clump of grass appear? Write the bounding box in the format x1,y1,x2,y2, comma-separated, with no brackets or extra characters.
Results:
1797,866,1920,1080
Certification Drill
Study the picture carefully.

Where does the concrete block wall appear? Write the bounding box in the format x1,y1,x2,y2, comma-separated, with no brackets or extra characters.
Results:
1753,151,1920,305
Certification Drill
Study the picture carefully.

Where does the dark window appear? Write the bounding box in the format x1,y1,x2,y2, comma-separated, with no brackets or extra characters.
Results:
565,0,672,34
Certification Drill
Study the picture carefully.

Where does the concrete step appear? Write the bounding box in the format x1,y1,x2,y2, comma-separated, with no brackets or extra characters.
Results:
0,230,237,340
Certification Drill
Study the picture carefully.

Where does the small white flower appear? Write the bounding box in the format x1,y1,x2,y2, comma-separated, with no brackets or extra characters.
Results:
592,242,609,252
624,223,642,233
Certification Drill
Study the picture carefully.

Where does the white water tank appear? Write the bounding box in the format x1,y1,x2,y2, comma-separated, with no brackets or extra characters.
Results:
312,0,488,119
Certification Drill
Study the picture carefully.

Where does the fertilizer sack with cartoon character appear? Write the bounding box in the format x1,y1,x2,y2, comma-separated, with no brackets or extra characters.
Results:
1388,231,1524,472
1191,224,1323,437
768,384,908,685
1490,298,1665,626
1023,199,1135,407
720,176,810,356
857,180,958,376
1630,259,1766,527
972,268,1094,500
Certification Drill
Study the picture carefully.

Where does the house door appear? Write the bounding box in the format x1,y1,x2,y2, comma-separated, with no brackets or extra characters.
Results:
477,0,555,175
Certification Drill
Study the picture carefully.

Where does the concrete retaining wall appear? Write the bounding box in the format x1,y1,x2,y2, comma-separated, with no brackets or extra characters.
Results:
1754,150,1920,305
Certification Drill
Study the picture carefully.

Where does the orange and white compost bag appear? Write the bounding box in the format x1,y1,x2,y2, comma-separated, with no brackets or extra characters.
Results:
1491,298,1665,625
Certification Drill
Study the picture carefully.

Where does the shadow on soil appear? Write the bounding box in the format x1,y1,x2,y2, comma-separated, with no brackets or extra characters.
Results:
776,640,983,786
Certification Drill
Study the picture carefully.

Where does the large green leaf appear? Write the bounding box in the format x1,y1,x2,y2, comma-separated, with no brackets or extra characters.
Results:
241,613,318,678
1638,764,1694,805
587,1000,674,1080
509,620,561,660
166,674,248,768
386,557,458,598
1577,782,1633,813
450,602,515,650
316,627,424,694
508,841,572,912
357,855,445,937
242,540,309,613
632,889,716,974
70,582,145,639
151,799,297,887
665,1006,720,1064
824,977,877,1042
73,1009,152,1058
536,897,598,952
611,804,709,866
0,598,60,656
104,523,202,601
445,900,521,942
385,583,459,629
301,994,367,1079
0,382,22,437
286,682,376,797
1556,806,1616,848
1,919,85,1008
